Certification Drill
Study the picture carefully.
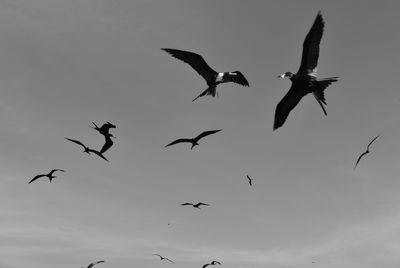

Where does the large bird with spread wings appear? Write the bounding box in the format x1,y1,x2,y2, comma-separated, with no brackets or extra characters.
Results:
28,169,65,184
162,48,249,101
354,134,380,169
274,11,338,130
165,130,222,150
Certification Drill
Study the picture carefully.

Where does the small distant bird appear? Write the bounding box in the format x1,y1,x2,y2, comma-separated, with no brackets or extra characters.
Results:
181,202,210,209
202,261,221,268
165,129,222,150
246,175,253,186
64,138,109,162
86,260,105,268
153,254,175,263
28,169,65,184
162,48,249,102
354,134,380,169
274,11,338,130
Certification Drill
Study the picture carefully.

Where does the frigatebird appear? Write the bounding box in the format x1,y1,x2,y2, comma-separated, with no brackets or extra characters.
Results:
165,130,222,150
85,260,105,268
246,175,253,186
202,261,221,268
64,138,109,162
28,169,65,184
354,134,380,169
274,11,338,130
181,202,210,209
152,254,175,263
162,48,249,101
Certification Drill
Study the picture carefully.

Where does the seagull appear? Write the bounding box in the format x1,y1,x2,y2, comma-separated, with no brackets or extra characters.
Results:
354,134,380,169
202,261,221,268
64,137,109,162
28,169,65,184
153,254,175,263
162,48,249,102
274,11,338,130
246,175,253,186
86,260,105,268
181,202,210,209
165,129,222,149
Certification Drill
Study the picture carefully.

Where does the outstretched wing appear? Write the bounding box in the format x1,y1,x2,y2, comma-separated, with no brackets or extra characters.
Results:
28,174,45,184
198,202,210,207
165,138,192,147
202,264,210,268
223,71,250,87
211,261,221,265
65,137,87,149
297,11,325,75
49,169,65,176
88,149,109,162
164,257,175,263
195,129,222,142
100,136,114,154
354,151,368,169
246,175,252,186
181,203,193,206
367,134,380,150
162,48,218,85
87,261,105,268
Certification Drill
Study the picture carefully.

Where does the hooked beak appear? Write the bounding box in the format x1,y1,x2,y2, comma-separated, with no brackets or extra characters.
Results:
277,74,286,78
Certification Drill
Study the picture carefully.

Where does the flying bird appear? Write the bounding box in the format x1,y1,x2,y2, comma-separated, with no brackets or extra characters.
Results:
162,48,249,101
202,261,221,268
274,11,338,130
246,175,253,186
165,129,222,149
354,134,380,169
28,169,65,184
86,260,105,268
153,254,175,263
64,137,109,162
181,202,210,209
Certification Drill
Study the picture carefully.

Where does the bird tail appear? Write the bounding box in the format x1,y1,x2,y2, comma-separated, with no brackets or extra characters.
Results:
192,86,216,102
312,77,339,115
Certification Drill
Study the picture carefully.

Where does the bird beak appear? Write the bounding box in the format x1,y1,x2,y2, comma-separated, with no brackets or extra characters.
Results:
277,74,285,78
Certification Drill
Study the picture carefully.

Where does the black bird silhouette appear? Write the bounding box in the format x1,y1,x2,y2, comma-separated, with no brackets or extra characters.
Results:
274,11,338,130
354,134,380,169
165,129,222,150
28,169,65,184
64,138,109,162
153,254,175,263
202,261,221,268
91,121,116,138
246,175,253,186
85,260,105,268
181,202,210,209
162,48,249,101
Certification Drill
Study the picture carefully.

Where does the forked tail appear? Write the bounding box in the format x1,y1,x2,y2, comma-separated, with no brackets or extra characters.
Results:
312,77,339,115
192,85,217,102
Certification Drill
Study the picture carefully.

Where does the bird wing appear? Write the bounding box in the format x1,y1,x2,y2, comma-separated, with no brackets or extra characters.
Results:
202,264,210,268
223,71,250,87
273,84,307,130
211,261,221,265
28,174,45,184
354,151,368,169
247,175,252,186
88,149,109,162
100,136,114,154
88,261,105,268
165,138,192,147
198,202,210,206
297,11,325,75
164,257,175,263
65,137,87,149
195,129,222,142
367,134,380,150
49,169,65,176
181,203,193,206
162,48,218,85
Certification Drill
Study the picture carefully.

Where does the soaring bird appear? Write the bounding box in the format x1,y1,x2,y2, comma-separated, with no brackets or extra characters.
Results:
246,175,253,186
274,11,338,130
153,254,175,263
354,134,380,169
64,138,109,162
181,202,210,209
28,169,65,184
165,129,222,150
162,48,249,101
86,260,105,268
202,261,221,268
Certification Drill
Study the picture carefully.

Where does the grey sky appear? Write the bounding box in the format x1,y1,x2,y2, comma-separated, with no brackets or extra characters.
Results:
1,0,400,267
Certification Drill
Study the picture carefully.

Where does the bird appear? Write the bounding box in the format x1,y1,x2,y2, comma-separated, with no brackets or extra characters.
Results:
153,254,175,263
64,137,109,162
86,260,105,268
28,169,65,184
161,48,249,102
90,121,116,137
165,129,222,149
354,134,380,169
181,202,210,209
202,261,221,268
246,175,253,186
274,11,338,130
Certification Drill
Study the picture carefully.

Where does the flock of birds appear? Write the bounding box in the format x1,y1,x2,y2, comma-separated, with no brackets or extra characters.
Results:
24,10,384,267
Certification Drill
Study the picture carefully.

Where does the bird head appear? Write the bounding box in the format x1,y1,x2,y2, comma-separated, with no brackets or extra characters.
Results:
277,72,293,78
106,121,116,128
228,71,239,75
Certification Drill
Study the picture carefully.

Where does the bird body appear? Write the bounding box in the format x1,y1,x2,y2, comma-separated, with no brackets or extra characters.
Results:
28,169,65,184
354,134,380,169
246,175,253,186
203,260,221,268
162,48,249,101
181,202,210,209
165,129,222,149
274,11,338,130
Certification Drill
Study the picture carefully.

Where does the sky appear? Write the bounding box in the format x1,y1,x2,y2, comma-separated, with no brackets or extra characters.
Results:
1,0,400,267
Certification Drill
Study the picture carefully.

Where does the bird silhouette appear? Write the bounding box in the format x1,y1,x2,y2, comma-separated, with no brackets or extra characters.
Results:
90,121,116,137
181,202,210,209
354,134,380,169
274,11,338,130
202,261,221,268
162,48,249,102
165,130,222,149
64,138,109,162
85,260,105,268
246,175,253,186
153,254,175,263
28,169,65,184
